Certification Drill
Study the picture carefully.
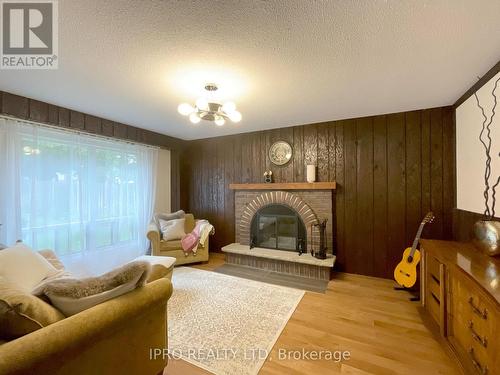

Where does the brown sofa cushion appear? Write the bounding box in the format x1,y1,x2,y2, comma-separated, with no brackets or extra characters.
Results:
0,277,65,340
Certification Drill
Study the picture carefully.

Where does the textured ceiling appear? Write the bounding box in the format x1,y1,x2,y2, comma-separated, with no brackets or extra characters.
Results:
1,0,499,140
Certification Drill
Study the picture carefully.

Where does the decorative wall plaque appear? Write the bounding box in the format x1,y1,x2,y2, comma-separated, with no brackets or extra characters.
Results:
269,141,293,166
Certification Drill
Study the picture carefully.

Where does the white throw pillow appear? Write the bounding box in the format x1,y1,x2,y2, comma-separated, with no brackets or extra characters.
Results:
159,218,186,241
0,243,58,292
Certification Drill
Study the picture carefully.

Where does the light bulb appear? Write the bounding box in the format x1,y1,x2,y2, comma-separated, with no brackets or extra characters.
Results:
177,103,194,116
228,110,242,123
214,116,225,126
222,101,236,114
195,98,208,111
189,112,201,124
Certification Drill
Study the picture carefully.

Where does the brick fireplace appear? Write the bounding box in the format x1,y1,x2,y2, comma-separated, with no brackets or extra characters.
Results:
222,183,336,281
235,189,334,254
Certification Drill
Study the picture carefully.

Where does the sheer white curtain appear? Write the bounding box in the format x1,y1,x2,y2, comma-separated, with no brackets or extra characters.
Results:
0,117,158,276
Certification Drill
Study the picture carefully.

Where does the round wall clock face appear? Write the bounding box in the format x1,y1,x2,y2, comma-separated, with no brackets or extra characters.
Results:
269,141,293,166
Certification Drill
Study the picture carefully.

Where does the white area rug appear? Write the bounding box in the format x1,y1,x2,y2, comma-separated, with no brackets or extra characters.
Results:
168,267,305,375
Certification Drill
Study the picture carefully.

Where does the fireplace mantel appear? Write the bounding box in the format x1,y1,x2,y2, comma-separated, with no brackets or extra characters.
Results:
229,182,336,190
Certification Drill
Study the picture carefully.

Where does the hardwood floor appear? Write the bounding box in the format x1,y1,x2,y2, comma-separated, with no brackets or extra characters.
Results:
164,253,460,375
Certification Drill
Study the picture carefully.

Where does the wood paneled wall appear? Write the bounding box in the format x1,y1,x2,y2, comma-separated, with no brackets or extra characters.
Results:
0,91,186,209
180,107,455,278
0,89,457,278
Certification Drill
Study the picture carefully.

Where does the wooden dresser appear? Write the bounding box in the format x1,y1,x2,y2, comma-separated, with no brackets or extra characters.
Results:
420,239,500,375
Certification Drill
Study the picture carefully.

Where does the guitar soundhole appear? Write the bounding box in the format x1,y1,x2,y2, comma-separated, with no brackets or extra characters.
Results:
407,256,414,263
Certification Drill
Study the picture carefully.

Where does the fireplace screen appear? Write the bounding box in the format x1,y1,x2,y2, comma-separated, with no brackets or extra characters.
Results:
250,204,306,253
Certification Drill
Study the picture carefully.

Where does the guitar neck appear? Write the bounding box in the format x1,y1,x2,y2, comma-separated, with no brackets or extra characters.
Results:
410,223,426,255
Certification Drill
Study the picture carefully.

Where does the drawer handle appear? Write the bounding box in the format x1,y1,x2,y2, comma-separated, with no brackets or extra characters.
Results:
468,321,488,348
469,348,488,375
469,297,488,320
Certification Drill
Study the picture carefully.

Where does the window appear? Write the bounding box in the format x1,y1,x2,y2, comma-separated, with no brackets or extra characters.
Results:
0,118,158,274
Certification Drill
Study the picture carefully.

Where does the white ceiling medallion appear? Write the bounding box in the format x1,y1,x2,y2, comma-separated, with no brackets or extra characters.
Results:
177,84,242,126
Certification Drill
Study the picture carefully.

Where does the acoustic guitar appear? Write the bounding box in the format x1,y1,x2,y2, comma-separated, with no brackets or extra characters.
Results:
394,212,435,288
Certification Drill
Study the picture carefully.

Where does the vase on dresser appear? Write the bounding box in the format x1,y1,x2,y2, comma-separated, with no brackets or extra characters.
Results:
472,220,500,256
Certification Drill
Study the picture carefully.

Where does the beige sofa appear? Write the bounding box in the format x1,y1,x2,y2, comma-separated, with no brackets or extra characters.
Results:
0,251,174,375
147,213,209,265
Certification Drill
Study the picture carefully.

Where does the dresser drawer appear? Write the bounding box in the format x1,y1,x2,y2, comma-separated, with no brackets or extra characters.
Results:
427,254,442,281
426,287,441,323
424,252,445,330
467,287,492,322
449,274,472,351
419,240,500,375
467,320,490,354
449,267,500,374
467,345,493,375
467,286,498,372
427,272,441,302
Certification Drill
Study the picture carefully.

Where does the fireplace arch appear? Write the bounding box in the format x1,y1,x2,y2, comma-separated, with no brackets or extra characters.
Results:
250,204,307,252
238,191,319,251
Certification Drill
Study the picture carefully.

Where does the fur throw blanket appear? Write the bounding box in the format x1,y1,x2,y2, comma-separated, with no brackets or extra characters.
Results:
34,261,151,298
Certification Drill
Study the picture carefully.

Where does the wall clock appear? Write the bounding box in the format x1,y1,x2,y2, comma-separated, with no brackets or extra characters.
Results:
269,141,293,166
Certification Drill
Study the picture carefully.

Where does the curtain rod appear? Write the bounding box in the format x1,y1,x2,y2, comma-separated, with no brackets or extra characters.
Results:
0,114,162,150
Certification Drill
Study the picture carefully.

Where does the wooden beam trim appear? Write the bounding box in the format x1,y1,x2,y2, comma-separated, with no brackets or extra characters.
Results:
453,60,500,109
0,91,185,151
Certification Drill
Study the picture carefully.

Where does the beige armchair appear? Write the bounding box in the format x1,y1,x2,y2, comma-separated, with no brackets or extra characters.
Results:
147,213,209,265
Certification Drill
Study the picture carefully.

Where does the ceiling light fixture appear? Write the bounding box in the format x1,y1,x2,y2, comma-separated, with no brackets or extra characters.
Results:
178,84,242,126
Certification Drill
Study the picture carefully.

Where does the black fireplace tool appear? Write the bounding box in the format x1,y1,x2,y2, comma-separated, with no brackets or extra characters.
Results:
311,219,328,260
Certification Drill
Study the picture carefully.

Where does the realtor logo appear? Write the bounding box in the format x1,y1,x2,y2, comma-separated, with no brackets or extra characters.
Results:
1,0,58,69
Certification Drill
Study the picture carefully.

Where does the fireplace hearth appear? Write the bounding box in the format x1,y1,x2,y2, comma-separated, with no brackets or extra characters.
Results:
250,204,307,253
